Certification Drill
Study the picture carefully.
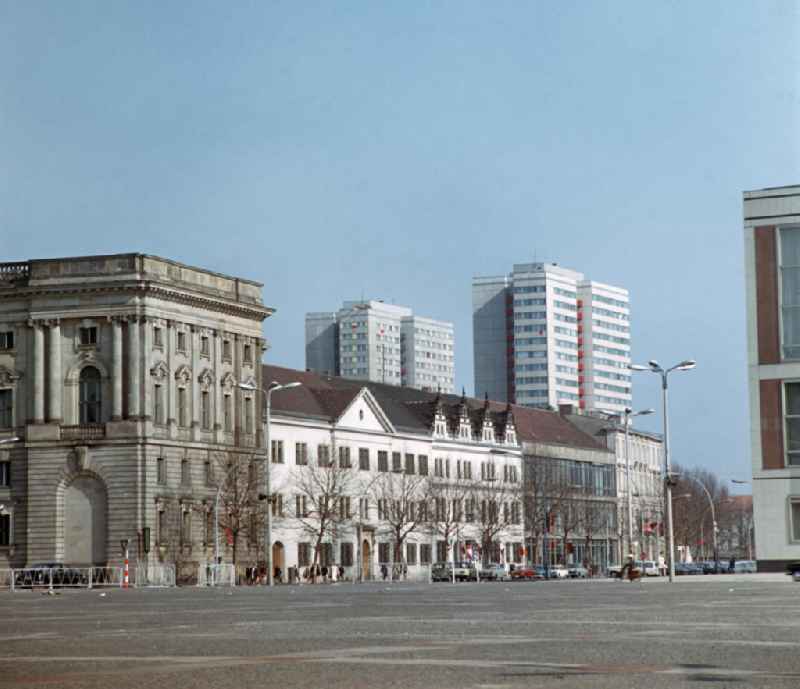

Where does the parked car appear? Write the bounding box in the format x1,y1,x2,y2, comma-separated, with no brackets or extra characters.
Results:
481,564,511,581
607,564,623,579
701,561,726,574
14,562,88,588
733,560,757,574
786,561,800,582
431,561,477,582
548,565,569,579
511,566,545,581
675,562,702,576
568,565,589,579
642,561,659,577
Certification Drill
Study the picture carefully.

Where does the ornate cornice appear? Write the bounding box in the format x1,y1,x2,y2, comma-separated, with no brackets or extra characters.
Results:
1,281,273,322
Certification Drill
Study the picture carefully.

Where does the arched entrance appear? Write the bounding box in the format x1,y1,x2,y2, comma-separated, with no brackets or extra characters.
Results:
64,475,107,565
272,542,285,581
362,539,371,580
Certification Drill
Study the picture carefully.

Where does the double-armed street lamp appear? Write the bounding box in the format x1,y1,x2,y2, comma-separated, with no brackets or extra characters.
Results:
239,380,302,586
630,359,696,582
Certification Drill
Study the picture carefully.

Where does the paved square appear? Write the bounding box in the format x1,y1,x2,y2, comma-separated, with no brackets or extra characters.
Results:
1,575,799,688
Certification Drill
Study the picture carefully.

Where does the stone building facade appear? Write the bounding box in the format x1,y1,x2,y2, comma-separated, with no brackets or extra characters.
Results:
0,254,271,572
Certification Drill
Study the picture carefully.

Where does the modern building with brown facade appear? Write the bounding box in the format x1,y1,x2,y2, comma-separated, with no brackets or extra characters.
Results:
744,185,800,571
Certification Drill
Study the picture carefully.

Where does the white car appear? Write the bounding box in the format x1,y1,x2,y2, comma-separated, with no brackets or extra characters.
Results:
549,565,569,579
642,561,659,577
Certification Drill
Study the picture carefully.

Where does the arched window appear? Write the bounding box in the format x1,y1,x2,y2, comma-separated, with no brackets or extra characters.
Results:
79,367,102,424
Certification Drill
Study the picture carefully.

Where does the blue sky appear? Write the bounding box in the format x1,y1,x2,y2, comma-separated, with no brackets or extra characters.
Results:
2,2,798,486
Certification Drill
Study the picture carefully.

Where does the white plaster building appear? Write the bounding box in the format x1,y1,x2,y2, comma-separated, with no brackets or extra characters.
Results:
744,185,800,571
472,263,631,413
0,254,271,575
264,365,523,579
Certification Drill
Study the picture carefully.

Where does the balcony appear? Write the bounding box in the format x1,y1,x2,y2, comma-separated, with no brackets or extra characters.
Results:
61,424,106,442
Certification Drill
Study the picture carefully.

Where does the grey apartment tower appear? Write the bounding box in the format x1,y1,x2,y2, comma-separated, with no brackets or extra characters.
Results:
472,263,631,412
305,300,455,393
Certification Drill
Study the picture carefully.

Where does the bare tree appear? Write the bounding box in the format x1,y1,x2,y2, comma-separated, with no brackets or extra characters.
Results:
428,475,473,563
522,456,573,565
369,468,431,572
579,499,614,573
671,464,731,561
211,450,265,567
290,443,362,580
468,475,522,566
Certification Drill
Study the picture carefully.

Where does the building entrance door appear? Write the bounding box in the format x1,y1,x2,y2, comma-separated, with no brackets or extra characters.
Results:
64,475,107,566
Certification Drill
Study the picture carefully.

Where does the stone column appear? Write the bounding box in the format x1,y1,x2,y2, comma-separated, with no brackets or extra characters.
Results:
127,316,140,419
213,330,223,434
31,321,45,424
142,317,152,422
111,317,123,420
46,320,62,424
191,326,199,440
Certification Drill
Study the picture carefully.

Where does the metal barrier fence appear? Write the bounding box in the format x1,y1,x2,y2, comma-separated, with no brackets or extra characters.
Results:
1,566,176,590
197,563,236,587
135,564,176,588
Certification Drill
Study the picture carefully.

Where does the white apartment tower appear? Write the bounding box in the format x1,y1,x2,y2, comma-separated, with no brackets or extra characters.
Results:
305,300,454,393
472,263,631,412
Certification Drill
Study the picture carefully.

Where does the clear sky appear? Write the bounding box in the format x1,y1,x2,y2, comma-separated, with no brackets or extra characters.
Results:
2,2,798,485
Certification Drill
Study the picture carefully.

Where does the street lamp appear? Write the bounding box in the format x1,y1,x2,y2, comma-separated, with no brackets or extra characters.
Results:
239,380,301,586
621,408,654,561
0,437,20,445
630,358,696,582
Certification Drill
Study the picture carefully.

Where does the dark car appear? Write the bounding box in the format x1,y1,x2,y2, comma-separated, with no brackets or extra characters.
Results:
675,562,701,576
14,562,87,588
701,561,726,574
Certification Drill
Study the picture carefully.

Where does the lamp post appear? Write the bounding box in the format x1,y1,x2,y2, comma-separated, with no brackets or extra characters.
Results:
0,437,20,445
630,359,696,582
622,408,654,560
239,380,302,586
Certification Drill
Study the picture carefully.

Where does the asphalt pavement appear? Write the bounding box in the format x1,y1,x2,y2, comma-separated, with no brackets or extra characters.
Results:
1,574,799,689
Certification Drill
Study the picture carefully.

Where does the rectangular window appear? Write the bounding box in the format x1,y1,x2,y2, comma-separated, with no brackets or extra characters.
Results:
0,461,9,487
0,331,14,350
378,542,391,564
271,493,283,517
177,388,188,427
204,459,213,486
181,458,190,485
154,384,165,425
418,455,428,476
223,394,232,431
200,336,210,356
295,442,308,466
271,440,284,464
318,444,331,467
781,227,800,359
359,497,369,520
244,397,253,434
792,498,800,542
392,452,402,472
420,543,432,565
358,448,369,471
153,327,163,347
339,446,351,468
786,383,800,466
177,331,187,352
0,389,12,428
0,513,10,546
222,339,232,361
320,542,333,567
295,495,308,518
157,456,166,484
341,542,354,567
201,391,210,429
377,451,388,472
406,542,417,565
298,543,311,567
436,540,447,563
79,327,97,346
205,511,213,545
181,508,191,545
243,344,252,364
157,509,167,545
405,453,415,474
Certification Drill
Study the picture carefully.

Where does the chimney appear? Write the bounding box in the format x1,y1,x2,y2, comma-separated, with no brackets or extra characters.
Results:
558,403,575,417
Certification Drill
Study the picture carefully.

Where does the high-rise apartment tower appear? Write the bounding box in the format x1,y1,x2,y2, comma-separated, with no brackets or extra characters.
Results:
472,263,631,412
305,300,455,393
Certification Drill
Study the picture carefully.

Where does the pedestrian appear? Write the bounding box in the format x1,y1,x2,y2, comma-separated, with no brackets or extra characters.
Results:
338,565,344,580
729,557,736,573
381,564,388,581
